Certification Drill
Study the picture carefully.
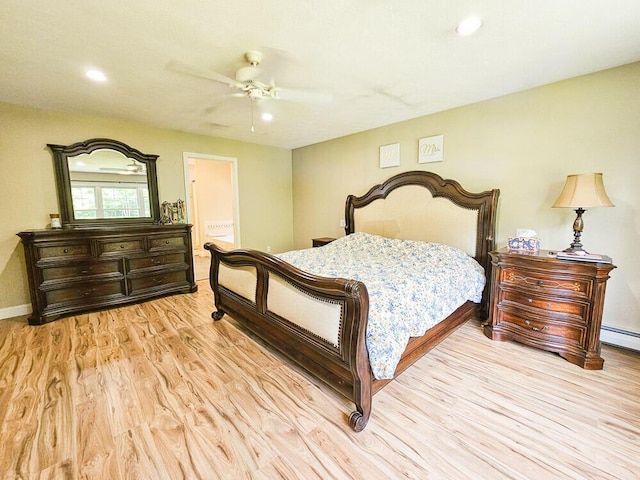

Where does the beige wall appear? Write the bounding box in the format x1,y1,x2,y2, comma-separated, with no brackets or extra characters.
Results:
292,62,640,333
0,103,293,312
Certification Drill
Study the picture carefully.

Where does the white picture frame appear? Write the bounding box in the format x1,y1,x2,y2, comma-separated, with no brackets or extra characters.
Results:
418,135,444,163
379,143,400,168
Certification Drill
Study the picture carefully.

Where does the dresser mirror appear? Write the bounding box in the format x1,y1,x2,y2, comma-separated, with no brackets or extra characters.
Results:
48,138,160,227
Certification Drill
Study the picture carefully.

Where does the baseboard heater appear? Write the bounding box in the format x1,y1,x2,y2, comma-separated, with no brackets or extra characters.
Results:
600,325,640,352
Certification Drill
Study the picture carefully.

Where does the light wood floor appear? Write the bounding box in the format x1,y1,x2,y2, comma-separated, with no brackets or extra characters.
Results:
1,281,638,479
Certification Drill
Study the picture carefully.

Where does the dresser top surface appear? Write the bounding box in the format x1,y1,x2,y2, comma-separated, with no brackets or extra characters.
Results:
491,248,615,268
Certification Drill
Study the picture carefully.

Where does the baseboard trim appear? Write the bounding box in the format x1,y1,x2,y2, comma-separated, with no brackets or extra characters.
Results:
600,326,640,352
0,303,31,320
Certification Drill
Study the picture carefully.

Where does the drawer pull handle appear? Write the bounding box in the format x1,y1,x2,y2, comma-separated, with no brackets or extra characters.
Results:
537,280,544,286
165,240,170,244
81,270,88,274
525,320,548,332
527,298,533,303
120,245,126,249
63,249,69,253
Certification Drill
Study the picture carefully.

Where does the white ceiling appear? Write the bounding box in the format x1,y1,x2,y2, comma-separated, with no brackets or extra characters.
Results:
2,1,639,150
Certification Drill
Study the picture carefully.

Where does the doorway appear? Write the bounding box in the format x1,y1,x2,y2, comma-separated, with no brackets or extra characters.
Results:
183,152,240,281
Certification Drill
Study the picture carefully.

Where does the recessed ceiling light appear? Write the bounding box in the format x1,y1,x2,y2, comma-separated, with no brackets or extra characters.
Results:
456,17,482,36
261,112,273,122
85,69,107,82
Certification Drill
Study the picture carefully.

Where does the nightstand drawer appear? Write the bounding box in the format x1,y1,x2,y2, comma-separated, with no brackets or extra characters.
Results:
499,290,586,318
501,267,590,298
498,309,585,344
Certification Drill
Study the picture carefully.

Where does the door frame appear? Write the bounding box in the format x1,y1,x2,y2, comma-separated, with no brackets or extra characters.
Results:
182,152,241,248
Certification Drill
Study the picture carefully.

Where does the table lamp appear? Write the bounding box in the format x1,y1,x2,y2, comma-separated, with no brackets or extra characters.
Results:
552,173,614,253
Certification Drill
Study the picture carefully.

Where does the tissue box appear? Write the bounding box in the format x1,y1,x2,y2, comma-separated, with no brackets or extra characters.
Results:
507,236,540,252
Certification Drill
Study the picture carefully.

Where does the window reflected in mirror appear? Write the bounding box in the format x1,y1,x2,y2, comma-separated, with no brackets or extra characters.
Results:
68,149,151,220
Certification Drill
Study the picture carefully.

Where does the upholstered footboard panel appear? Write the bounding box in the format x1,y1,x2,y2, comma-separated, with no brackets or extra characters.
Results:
205,243,373,431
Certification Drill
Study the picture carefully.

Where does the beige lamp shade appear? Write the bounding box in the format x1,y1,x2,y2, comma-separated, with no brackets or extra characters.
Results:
552,173,614,209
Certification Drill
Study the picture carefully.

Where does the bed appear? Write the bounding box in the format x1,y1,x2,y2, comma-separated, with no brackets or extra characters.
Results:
204,171,499,431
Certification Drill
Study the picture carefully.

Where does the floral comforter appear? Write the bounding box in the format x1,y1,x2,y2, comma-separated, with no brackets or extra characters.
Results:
277,232,485,379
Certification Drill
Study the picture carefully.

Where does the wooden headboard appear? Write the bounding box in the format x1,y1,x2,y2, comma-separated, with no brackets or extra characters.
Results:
344,171,500,281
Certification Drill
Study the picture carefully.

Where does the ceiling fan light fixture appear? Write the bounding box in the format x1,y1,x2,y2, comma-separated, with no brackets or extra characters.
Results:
248,88,264,100
456,16,482,36
261,112,273,122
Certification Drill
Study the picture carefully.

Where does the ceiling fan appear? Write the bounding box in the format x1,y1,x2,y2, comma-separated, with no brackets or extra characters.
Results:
100,161,146,174
167,50,331,111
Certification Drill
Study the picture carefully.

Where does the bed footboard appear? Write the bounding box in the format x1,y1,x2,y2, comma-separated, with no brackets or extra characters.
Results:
204,242,373,431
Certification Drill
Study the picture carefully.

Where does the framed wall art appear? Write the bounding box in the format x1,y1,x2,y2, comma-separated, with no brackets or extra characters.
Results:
418,135,444,163
379,143,400,168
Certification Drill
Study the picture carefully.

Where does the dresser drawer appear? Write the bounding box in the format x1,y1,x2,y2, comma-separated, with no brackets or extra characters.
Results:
128,269,188,294
97,237,145,256
500,267,590,298
44,280,125,305
149,235,187,251
127,253,186,272
41,260,122,282
497,309,585,345
37,242,91,261
499,289,587,318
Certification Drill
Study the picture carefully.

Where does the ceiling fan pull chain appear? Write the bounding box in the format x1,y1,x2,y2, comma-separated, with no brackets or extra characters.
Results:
250,98,255,133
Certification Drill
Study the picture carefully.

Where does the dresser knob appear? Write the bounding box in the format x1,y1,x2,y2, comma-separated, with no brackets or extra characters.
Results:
537,280,544,286
527,298,533,303
63,249,69,253
120,244,125,249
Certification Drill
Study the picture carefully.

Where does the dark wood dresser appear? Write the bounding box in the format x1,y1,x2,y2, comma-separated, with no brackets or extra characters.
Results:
484,249,615,369
18,224,197,325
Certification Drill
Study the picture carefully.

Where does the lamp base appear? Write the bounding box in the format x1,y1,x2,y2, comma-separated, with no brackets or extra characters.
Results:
564,208,587,253
563,246,589,254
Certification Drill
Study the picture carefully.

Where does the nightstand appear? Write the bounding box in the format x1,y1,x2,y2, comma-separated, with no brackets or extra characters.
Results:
484,249,615,369
312,237,336,247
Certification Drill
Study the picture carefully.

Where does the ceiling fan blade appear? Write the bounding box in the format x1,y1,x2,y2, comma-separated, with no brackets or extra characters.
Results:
274,87,332,104
166,60,244,88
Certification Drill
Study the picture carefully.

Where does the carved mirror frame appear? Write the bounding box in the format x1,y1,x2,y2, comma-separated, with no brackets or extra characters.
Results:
48,138,160,227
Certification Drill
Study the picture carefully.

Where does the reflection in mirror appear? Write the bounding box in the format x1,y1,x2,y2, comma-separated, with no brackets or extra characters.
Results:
68,150,151,219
